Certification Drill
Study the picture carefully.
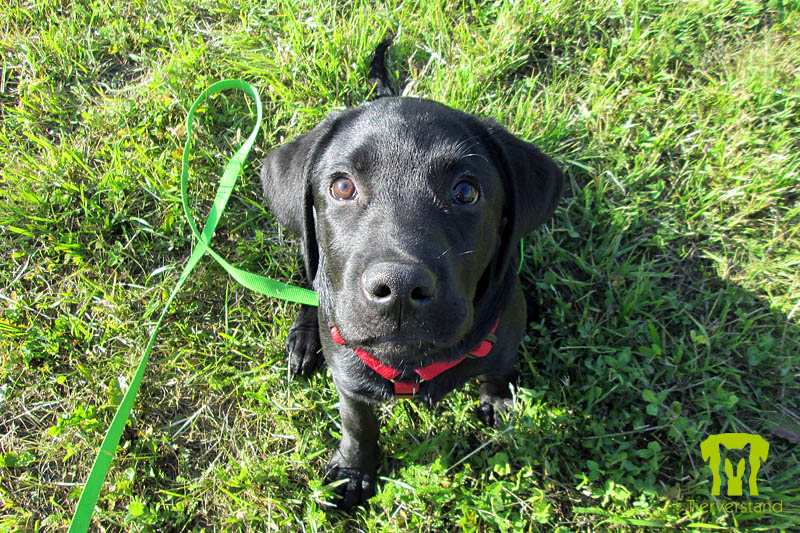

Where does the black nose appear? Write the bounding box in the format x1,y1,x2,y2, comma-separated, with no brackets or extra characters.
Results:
362,262,437,310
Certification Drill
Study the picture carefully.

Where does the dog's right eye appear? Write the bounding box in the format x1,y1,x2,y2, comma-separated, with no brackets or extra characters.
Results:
330,176,357,200
451,180,480,205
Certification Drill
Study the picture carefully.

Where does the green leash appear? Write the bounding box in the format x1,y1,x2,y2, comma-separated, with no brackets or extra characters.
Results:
68,80,316,533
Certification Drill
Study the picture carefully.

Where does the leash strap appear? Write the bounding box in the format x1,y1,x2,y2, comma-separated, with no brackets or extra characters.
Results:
69,80,317,533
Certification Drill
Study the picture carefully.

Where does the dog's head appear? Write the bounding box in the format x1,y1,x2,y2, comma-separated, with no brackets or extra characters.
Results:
261,97,561,365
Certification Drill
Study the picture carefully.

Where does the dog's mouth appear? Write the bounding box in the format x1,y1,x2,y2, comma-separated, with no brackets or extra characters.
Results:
330,323,468,367
330,311,500,374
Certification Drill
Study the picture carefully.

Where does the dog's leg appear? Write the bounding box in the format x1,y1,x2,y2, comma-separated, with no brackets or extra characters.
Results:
325,391,379,509
286,302,322,378
476,285,524,427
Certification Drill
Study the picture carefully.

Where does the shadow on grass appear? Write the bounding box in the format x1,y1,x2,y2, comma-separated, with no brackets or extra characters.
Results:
509,164,800,528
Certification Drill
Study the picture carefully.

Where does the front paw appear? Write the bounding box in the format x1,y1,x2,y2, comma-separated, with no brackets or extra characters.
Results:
477,395,514,428
286,326,321,377
324,460,375,510
286,306,321,378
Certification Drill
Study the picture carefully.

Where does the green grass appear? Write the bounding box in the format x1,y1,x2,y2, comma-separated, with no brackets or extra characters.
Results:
2,0,799,530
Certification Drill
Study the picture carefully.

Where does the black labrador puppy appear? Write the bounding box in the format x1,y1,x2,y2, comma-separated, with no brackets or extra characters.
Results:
260,38,562,509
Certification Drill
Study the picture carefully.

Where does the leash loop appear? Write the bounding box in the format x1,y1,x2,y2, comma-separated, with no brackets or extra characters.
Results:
180,80,318,306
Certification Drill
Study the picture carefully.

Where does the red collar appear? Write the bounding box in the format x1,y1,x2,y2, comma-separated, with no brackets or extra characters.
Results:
330,316,500,398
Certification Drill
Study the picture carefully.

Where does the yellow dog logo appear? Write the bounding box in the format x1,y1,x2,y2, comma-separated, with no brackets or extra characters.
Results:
699,433,769,496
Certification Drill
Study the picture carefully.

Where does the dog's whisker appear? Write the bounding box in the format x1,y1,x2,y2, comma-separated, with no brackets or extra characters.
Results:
462,152,490,164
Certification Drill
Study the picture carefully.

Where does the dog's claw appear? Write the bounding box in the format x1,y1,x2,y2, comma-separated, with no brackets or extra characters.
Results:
324,464,375,510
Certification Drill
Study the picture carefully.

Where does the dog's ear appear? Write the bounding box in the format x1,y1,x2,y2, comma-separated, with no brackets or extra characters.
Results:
482,119,563,278
260,114,342,236
260,113,341,281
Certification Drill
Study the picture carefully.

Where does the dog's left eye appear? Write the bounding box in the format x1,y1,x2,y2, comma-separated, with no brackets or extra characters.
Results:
330,176,357,200
451,180,480,205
